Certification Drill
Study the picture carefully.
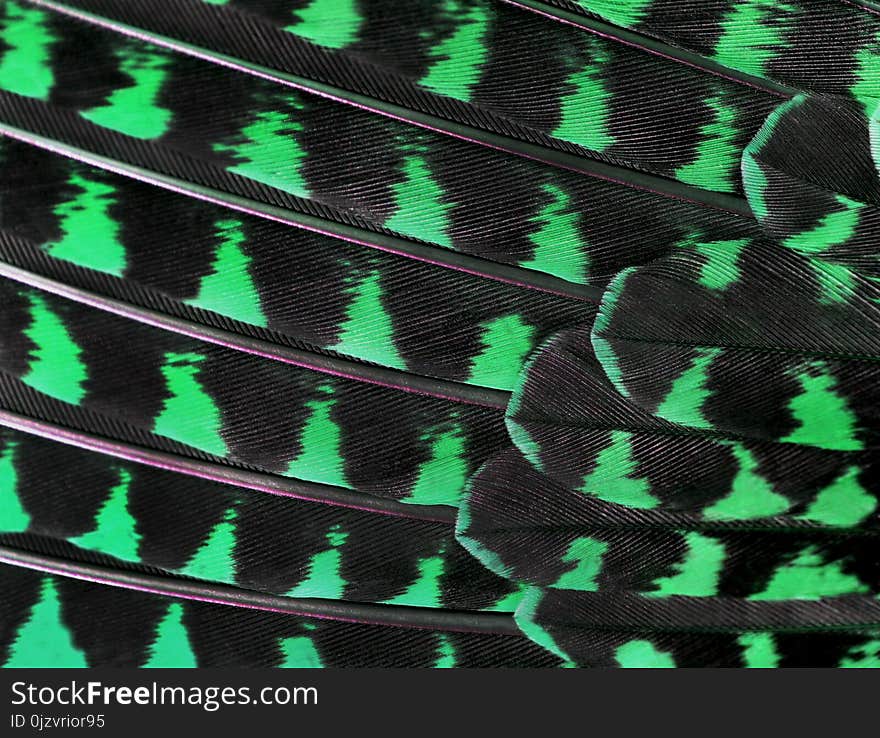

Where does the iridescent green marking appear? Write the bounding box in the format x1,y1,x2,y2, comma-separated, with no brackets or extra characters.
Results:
703,442,789,520
286,385,348,488
0,2,54,100
592,267,635,397
180,505,237,584
467,314,536,390
44,175,126,274
799,466,876,528
44,172,127,277
332,269,406,371
553,42,615,153
741,153,769,221
575,0,652,28
70,468,139,561
186,219,267,328
580,430,659,510
383,553,444,607
286,0,363,50
840,639,880,668
751,545,869,600
5,578,87,668
513,588,571,663
810,260,857,306
214,102,310,197
504,349,544,471
454,490,514,578
385,150,454,248
870,99,880,166
520,184,589,284
404,421,469,507
419,0,489,103
154,352,228,457
485,582,529,612
554,537,607,591
434,635,457,668
852,43,880,114
675,95,740,192
783,195,865,257
690,238,749,292
647,532,725,598
279,635,323,668
713,0,792,79
287,524,348,599
22,293,88,405
615,639,675,668
655,347,721,430
738,633,780,668
0,441,28,533
80,45,171,139
144,602,198,668
742,96,802,222
781,361,862,451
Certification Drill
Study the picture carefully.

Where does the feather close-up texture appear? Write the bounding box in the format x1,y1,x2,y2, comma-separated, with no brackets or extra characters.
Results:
0,0,878,669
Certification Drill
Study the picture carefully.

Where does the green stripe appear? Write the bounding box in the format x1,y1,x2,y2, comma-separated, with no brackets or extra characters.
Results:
852,42,880,114
521,184,589,284
286,0,363,50
45,172,127,277
70,468,140,561
419,1,490,103
454,489,514,579
554,537,607,590
180,505,237,584
332,269,406,371
580,430,659,510
288,525,348,599
703,442,789,520
286,385,348,488
80,44,171,139
0,2,54,100
751,545,869,600
5,578,88,668
23,293,88,406
144,602,198,668
647,532,725,597
592,267,635,397
434,635,457,668
0,441,29,533
781,361,862,451
840,639,880,668
382,553,445,607
675,94,740,193
467,313,536,390
553,41,615,153
513,588,572,664
215,102,310,197
782,195,865,257
186,219,267,328
405,421,468,506
385,152,454,248
655,347,721,430
713,0,791,78
574,0,652,28
279,635,323,668
615,639,675,668
738,632,780,668
154,352,229,458
798,466,876,528
691,237,750,291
